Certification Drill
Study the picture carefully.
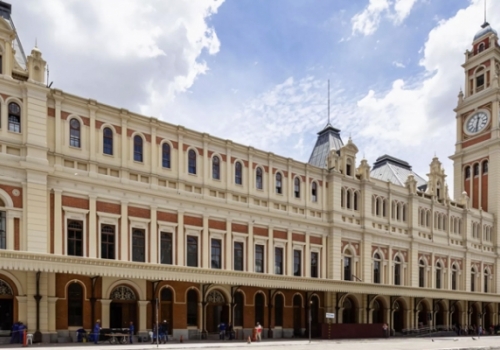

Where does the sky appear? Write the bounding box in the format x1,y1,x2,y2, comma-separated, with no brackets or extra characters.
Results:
8,0,498,199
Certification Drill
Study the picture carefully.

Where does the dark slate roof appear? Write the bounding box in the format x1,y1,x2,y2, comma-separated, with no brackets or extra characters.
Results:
0,1,26,69
474,22,498,41
308,123,343,168
370,154,427,188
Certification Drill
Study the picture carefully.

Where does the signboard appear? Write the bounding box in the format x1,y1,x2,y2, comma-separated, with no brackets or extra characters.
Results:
325,312,335,319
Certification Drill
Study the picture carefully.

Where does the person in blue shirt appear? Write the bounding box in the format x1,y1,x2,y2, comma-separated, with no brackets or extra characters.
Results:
129,321,134,344
10,322,19,344
17,323,26,344
219,322,226,340
93,319,101,344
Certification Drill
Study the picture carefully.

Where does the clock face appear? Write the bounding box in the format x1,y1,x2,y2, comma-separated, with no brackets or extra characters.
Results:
465,111,489,134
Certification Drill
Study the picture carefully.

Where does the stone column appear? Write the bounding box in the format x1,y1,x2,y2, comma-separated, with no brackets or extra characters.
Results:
89,195,97,258
267,226,273,274
120,201,128,261
138,300,149,333
287,229,293,276
100,299,112,328
202,215,209,269
6,211,15,250
321,235,327,279
248,222,254,272
150,206,158,263
226,219,232,270
53,189,63,255
16,296,27,323
47,297,58,333
305,233,311,277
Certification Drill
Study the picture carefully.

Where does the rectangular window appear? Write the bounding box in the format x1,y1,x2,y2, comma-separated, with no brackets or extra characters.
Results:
0,211,5,249
132,229,145,262
234,242,244,271
344,257,352,281
274,247,283,275
255,244,264,273
476,74,485,88
67,220,83,257
160,232,173,265
419,267,425,287
187,236,198,267
294,250,302,277
311,252,319,278
101,224,115,260
211,239,222,269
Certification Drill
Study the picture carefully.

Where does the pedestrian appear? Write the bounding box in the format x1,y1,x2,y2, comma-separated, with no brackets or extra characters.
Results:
10,322,18,344
93,319,101,344
382,323,389,338
18,323,26,344
227,322,234,340
161,320,169,343
219,322,226,340
152,322,158,344
255,322,262,341
129,321,134,344
478,325,482,339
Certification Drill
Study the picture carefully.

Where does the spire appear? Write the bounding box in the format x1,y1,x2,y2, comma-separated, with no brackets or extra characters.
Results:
484,0,487,25
327,79,330,125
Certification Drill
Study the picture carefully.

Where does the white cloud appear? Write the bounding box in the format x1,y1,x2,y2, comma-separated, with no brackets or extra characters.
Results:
15,0,223,114
392,61,406,68
351,0,418,36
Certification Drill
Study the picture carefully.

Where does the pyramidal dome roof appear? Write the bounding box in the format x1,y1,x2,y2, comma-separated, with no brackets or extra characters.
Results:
307,123,343,168
474,22,498,41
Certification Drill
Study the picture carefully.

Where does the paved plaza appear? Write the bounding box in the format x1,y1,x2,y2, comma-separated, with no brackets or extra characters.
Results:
2,337,500,350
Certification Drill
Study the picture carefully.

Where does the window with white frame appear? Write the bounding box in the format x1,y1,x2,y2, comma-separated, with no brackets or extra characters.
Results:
255,244,264,273
211,238,222,269
275,247,284,275
132,228,146,262
311,182,318,203
67,220,84,257
187,235,198,267
101,224,115,260
373,253,381,284
233,241,244,271
160,232,173,264
311,251,319,278
293,249,302,276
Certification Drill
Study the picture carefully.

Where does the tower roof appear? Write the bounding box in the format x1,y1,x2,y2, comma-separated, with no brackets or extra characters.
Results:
370,154,427,189
0,1,26,70
307,123,343,168
474,22,498,41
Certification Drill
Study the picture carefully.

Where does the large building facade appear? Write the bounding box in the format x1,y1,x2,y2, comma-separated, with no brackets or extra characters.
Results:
0,1,500,343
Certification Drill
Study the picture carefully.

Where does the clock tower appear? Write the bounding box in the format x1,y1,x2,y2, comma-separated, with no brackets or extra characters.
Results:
452,21,500,213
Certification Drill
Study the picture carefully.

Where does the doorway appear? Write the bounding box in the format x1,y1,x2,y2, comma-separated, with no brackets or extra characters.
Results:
160,288,173,335
205,290,228,333
109,286,137,329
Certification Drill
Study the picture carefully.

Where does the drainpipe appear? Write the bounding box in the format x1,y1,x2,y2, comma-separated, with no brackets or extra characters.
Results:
33,271,42,343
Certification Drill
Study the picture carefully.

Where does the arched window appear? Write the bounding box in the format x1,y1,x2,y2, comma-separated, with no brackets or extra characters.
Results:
235,162,242,185
103,127,113,155
8,102,20,133
256,167,263,190
186,290,198,326
188,149,196,174
68,283,83,326
394,256,401,286
255,293,265,326
353,191,359,211
311,182,318,202
478,42,485,52
471,268,476,292
342,298,355,324
402,205,406,222
451,264,458,291
346,159,352,176
373,253,381,284
275,173,282,194
341,188,345,208
482,161,488,175
234,292,244,327
162,143,171,168
484,269,489,293
425,210,430,227
133,135,143,162
344,249,352,281
382,199,387,217
346,189,351,209
375,197,380,216
69,119,81,148
274,294,284,327
294,177,300,198
419,259,425,288
465,166,471,179
436,262,442,289
212,156,220,180
473,163,479,176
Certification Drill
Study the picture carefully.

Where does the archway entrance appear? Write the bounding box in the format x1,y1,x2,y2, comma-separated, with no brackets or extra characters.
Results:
310,295,320,338
342,297,356,324
0,279,14,337
372,299,383,324
450,304,460,328
483,304,491,329
160,288,173,335
435,302,445,329
206,290,228,333
417,301,429,327
393,301,404,332
109,286,137,329
293,295,302,336
469,304,479,328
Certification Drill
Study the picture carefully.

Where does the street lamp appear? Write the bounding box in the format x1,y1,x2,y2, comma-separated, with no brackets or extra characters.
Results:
309,300,312,343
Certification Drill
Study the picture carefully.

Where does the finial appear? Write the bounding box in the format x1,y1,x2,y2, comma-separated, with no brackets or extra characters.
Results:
35,38,37,48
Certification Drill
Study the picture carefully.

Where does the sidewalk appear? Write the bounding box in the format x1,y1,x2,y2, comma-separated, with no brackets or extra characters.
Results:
2,337,500,350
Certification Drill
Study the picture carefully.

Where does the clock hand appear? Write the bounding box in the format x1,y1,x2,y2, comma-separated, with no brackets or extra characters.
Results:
475,117,480,132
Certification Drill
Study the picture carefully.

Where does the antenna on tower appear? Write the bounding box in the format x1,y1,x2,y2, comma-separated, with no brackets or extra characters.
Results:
327,79,330,125
484,0,487,23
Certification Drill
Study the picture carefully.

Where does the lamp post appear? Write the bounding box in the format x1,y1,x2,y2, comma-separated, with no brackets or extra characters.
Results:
309,300,312,343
